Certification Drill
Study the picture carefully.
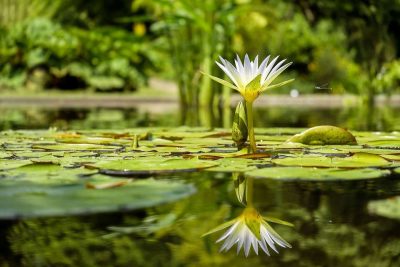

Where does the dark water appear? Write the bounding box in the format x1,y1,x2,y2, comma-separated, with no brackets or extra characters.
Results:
1,105,400,266
1,171,400,267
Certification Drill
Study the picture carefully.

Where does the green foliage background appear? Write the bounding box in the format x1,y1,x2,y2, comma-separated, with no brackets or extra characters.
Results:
1,0,400,98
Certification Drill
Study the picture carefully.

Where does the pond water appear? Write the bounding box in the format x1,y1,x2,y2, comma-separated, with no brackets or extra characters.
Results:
1,171,400,266
1,105,400,267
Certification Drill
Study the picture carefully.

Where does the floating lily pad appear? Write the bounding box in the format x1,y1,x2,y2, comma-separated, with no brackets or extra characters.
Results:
272,152,391,168
33,143,120,152
3,164,97,184
357,136,400,147
246,167,390,181
55,136,129,146
89,157,217,176
380,154,400,161
368,197,400,220
0,151,11,159
0,159,33,170
0,178,195,219
205,158,265,172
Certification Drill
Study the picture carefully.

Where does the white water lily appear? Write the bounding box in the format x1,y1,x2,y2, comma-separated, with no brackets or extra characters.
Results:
203,207,292,257
202,54,293,153
203,54,293,103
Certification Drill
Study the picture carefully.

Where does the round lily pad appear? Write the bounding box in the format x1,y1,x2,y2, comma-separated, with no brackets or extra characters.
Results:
0,159,33,170
272,152,391,168
89,157,217,176
0,178,195,219
246,167,390,181
3,164,97,184
33,143,120,152
205,158,264,173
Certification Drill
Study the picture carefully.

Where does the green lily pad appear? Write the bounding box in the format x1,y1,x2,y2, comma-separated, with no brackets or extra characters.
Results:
272,152,391,168
381,154,400,161
33,143,120,152
246,167,390,181
89,157,217,176
3,164,97,184
286,125,357,145
0,151,11,159
357,136,400,147
205,158,264,172
0,178,195,219
368,197,400,220
0,159,33,170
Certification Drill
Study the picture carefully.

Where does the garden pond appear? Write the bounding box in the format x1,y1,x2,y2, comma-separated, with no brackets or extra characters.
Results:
1,106,400,266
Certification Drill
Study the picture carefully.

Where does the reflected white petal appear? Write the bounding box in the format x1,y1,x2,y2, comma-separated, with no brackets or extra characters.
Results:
216,221,239,243
262,227,279,253
244,228,252,257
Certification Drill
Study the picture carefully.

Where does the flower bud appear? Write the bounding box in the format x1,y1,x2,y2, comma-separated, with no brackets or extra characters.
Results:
232,101,248,149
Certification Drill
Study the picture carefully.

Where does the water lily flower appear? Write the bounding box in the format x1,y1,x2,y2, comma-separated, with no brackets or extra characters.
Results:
203,54,293,103
202,54,293,153
203,207,292,257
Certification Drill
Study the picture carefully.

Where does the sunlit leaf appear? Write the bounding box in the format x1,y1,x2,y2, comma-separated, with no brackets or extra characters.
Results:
246,167,390,181
286,125,357,145
89,157,217,176
272,152,391,168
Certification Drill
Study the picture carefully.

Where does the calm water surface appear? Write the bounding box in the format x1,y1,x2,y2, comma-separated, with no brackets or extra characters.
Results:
1,171,400,266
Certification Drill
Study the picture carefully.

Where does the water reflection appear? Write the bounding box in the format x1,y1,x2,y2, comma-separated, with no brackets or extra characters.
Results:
1,171,400,266
203,174,293,257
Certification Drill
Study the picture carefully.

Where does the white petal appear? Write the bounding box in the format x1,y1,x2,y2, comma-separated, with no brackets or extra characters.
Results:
236,54,245,76
224,60,244,87
220,234,238,252
244,54,252,84
244,228,253,257
216,221,239,243
236,227,246,254
261,56,279,85
269,231,290,248
216,61,239,87
253,55,259,76
261,226,278,253
251,234,259,255
264,59,286,83
264,62,292,87
258,237,270,256
258,55,270,73
223,236,239,251
220,223,243,251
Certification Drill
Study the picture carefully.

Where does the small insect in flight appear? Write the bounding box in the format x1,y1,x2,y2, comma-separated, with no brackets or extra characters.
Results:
314,83,332,90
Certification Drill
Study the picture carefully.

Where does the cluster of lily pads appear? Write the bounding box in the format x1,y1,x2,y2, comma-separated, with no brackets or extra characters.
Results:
1,126,400,219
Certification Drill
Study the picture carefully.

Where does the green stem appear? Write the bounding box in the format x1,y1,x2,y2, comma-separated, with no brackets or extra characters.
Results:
245,101,256,153
246,177,254,207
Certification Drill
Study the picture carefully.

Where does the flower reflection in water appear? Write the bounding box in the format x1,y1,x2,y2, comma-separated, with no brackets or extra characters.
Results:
203,175,293,257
